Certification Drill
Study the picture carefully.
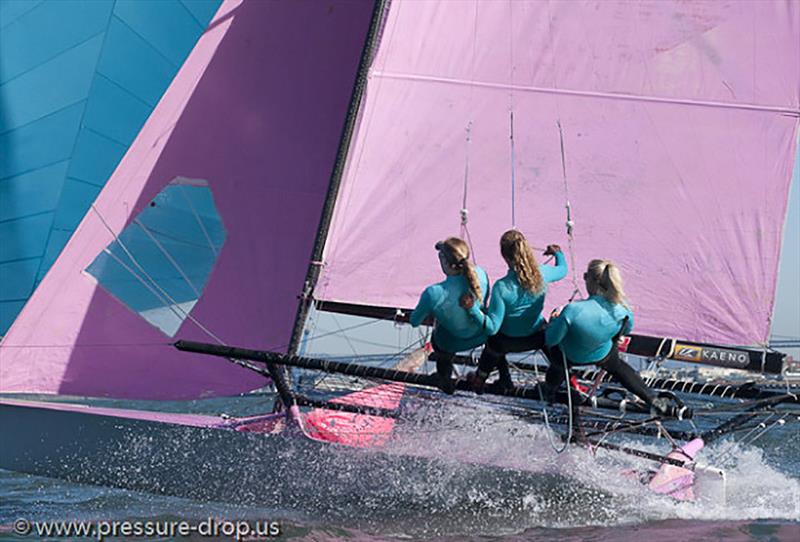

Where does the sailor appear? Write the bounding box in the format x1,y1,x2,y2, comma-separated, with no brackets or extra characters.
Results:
461,230,567,392
543,259,669,415
409,237,490,394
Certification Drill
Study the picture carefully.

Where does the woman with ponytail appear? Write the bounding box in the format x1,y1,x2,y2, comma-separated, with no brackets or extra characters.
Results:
409,237,490,394
463,230,567,392
544,259,668,415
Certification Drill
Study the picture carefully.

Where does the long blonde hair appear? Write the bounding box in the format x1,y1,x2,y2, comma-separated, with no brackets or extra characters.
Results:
500,230,544,294
585,259,628,306
438,237,482,301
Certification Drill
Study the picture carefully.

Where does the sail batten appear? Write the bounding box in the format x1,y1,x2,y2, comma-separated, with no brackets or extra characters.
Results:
371,71,800,116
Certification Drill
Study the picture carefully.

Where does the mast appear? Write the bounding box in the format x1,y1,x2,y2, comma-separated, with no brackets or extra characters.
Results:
287,0,389,357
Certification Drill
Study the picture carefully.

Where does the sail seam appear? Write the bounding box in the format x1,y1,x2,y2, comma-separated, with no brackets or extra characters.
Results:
175,0,208,30
28,1,117,298
371,71,800,116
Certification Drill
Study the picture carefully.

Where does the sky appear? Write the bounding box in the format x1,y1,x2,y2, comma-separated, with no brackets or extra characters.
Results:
771,145,800,358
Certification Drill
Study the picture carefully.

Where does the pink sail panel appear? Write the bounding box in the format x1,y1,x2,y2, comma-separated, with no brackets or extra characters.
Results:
0,0,376,399
317,0,800,346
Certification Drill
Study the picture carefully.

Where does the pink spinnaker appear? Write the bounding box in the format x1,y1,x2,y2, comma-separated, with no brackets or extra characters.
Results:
0,0,375,399
318,0,800,347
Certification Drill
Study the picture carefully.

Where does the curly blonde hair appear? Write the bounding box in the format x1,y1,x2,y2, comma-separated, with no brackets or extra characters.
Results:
500,230,544,294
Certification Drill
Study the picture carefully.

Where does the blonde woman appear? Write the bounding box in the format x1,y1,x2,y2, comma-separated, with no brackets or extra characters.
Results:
410,237,490,394
544,259,667,414
463,230,567,392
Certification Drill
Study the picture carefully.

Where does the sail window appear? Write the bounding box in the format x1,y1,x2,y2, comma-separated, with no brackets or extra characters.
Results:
86,177,226,336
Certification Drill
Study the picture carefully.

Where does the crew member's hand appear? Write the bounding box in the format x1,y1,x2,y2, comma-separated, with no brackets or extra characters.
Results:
544,244,562,256
460,293,475,310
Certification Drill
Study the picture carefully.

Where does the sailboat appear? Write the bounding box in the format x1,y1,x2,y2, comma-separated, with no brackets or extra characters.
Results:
1,0,798,506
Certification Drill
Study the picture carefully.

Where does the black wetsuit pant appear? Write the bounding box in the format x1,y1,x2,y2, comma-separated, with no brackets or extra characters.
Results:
544,344,654,406
476,329,546,387
430,340,455,376
428,339,460,393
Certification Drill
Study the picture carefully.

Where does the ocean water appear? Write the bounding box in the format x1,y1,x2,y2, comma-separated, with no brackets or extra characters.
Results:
1,393,798,541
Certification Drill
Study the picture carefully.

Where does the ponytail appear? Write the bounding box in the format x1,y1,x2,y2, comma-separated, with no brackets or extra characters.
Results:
586,259,628,307
462,259,483,302
438,237,482,301
500,230,544,294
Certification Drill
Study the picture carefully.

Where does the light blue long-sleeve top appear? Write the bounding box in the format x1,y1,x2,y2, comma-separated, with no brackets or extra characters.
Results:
544,294,634,364
409,266,490,353
467,251,567,337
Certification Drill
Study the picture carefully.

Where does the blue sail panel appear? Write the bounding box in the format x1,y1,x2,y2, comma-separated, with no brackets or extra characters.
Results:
82,76,152,144
114,0,205,66
0,161,68,221
0,0,111,84
0,101,85,179
96,17,182,107
0,33,103,131
0,0,221,334
67,129,128,188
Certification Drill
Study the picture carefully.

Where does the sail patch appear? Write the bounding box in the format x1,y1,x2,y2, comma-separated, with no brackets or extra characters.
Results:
85,178,226,336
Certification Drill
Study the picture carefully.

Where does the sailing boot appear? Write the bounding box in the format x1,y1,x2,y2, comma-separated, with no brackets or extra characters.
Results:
466,370,488,394
496,359,515,391
435,358,456,395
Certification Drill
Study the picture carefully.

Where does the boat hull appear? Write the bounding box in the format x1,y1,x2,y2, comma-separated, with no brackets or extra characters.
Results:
0,400,537,508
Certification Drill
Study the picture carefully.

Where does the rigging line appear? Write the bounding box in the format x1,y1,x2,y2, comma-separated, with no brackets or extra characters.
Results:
330,313,360,357
741,413,790,447
298,317,384,348
98,247,189,327
510,111,517,229
89,204,227,345
307,331,414,350
532,349,572,453
384,336,428,365
133,218,202,298
459,0,479,260
257,304,387,355
508,0,517,229
131,224,218,250
545,2,580,302
178,184,219,257
461,120,473,246
557,121,582,301
713,412,778,466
